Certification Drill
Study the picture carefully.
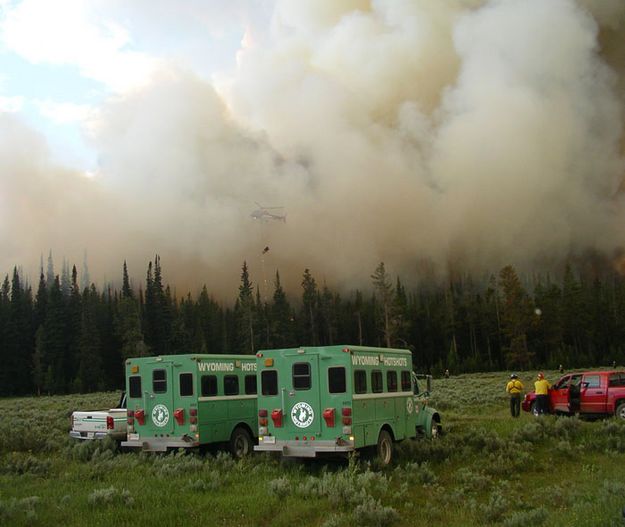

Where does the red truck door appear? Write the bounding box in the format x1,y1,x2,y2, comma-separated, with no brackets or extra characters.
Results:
550,375,572,413
579,373,607,414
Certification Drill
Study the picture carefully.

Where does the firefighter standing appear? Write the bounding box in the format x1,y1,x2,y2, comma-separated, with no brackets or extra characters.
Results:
534,372,551,415
506,374,524,417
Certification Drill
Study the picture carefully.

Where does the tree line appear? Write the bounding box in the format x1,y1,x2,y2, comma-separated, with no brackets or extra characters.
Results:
1,255,625,396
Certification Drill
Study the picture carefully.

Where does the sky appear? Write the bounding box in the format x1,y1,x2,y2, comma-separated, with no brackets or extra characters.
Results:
1,0,624,298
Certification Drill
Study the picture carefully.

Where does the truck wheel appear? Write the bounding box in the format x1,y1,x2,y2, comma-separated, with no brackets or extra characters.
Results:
616,402,625,420
376,430,393,466
530,402,539,416
430,419,441,439
230,427,253,459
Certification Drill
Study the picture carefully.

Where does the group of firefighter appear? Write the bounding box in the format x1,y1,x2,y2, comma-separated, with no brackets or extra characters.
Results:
505,372,551,417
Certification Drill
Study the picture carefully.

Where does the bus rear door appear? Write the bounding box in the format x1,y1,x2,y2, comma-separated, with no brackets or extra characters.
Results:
144,360,175,436
282,352,322,440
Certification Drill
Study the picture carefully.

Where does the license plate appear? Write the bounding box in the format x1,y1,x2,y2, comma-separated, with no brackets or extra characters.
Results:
87,432,94,439
263,436,276,444
128,433,139,441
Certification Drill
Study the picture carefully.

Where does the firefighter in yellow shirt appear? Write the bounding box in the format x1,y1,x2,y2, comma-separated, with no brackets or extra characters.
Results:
506,374,524,417
534,372,551,415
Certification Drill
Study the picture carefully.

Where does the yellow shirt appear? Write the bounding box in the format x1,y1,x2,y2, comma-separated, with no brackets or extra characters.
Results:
534,379,551,395
506,379,524,394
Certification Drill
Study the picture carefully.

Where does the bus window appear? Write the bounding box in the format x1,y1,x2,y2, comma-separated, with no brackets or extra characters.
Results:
293,363,311,390
153,369,167,393
179,373,193,396
201,375,217,396
328,367,346,393
261,370,278,396
129,375,141,398
371,370,383,393
387,371,398,392
245,375,257,395
354,370,367,394
224,375,239,396
401,371,411,392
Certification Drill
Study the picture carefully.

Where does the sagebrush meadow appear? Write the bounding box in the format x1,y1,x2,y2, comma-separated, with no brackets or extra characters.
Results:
1,370,624,526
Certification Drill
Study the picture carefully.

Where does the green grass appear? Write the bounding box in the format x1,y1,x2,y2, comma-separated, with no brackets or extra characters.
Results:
1,371,625,526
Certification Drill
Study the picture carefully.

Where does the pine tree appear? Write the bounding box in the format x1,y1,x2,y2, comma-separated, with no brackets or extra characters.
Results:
301,269,318,345
0,275,10,393
498,265,534,369
270,270,294,348
46,251,55,290
234,261,255,354
122,260,133,299
75,285,104,392
3,268,34,394
43,276,68,393
371,262,394,347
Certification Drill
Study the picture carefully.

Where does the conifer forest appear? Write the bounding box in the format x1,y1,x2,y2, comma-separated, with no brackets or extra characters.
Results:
1,254,625,397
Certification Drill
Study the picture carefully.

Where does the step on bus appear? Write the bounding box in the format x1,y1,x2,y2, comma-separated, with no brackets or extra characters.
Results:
254,345,441,465
122,354,257,455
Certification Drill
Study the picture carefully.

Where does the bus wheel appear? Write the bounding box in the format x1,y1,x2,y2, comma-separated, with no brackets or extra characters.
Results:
230,427,253,458
376,430,393,466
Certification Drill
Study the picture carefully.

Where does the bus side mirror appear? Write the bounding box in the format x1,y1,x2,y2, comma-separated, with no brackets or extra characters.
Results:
427,375,432,394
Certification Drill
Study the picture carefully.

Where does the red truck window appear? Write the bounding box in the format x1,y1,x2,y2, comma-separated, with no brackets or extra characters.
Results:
584,375,601,388
609,373,625,387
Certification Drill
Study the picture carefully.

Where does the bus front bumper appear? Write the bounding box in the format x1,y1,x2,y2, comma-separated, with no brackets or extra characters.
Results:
121,434,199,452
254,437,355,457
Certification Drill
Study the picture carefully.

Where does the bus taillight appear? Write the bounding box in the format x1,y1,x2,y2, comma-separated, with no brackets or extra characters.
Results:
106,416,114,430
322,408,336,427
342,407,352,425
174,408,185,425
189,408,197,424
135,409,145,425
271,409,283,427
258,409,268,417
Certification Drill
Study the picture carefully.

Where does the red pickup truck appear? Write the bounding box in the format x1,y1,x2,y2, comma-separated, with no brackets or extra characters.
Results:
521,370,625,418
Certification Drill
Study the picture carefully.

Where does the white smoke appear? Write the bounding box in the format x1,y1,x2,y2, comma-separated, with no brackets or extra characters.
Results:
2,0,624,295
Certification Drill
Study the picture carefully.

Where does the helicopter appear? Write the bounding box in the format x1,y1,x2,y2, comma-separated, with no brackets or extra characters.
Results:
250,202,286,223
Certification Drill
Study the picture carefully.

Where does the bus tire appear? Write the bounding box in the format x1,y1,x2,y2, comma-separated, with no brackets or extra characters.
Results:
376,430,393,466
230,427,253,459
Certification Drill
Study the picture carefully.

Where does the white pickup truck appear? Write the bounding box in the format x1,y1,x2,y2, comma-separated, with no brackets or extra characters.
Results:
69,392,127,441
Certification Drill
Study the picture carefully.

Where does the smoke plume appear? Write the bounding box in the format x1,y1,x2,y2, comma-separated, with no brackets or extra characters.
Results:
3,0,625,297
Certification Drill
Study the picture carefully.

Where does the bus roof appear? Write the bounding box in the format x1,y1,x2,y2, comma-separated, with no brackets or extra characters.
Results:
257,345,412,356
126,354,256,363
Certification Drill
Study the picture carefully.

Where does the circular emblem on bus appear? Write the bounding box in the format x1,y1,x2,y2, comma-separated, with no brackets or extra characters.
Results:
291,402,314,428
152,404,170,427
406,398,414,415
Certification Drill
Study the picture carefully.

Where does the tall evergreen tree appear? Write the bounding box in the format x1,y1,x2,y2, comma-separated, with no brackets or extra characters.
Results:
75,285,104,392
371,262,394,347
234,261,255,354
301,269,318,345
270,270,294,348
498,265,533,369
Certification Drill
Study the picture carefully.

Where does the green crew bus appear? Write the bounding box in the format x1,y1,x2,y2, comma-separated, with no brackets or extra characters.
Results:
122,354,257,455
254,345,441,464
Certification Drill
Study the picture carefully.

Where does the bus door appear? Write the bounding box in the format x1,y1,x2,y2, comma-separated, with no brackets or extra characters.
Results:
282,353,322,439
144,360,175,435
